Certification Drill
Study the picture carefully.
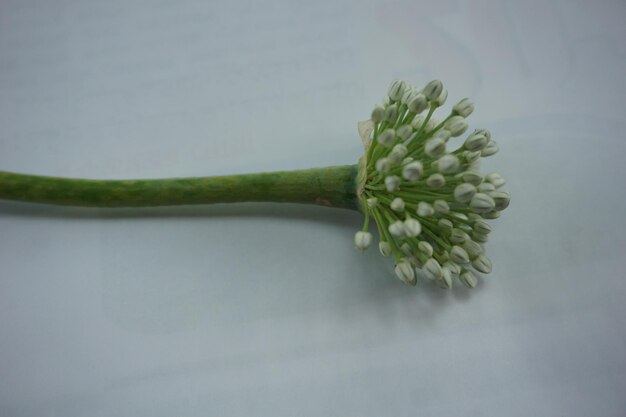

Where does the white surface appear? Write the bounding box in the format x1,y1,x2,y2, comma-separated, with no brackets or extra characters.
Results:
1,0,626,415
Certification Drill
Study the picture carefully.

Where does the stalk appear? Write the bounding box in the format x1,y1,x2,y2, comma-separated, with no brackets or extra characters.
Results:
0,165,359,210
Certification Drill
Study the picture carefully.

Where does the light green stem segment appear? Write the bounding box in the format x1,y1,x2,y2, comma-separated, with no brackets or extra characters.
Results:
0,165,359,210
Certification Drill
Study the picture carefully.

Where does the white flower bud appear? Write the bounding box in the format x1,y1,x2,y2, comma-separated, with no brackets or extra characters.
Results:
489,191,510,210
472,231,489,243
464,150,482,163
378,128,396,147
464,132,488,152
388,220,405,237
396,125,413,141
411,256,423,268
436,154,461,174
385,175,401,192
454,183,477,203
388,144,408,164
433,129,451,142
402,160,423,181
443,261,461,276
438,218,453,230
452,98,474,118
423,258,443,280
426,117,440,131
482,210,501,219
470,193,495,213
388,79,406,101
416,202,435,217
390,197,406,212
354,231,373,251
439,266,453,289
411,115,426,129
402,156,414,164
433,88,448,107
371,106,385,123
459,270,478,288
366,197,378,208
418,241,433,257
481,140,499,157
375,157,391,173
433,199,450,215
395,259,416,285
472,254,492,274
450,245,470,264
384,104,399,123
450,212,469,221
426,173,446,189
401,87,417,104
400,242,413,256
478,182,495,193
473,220,491,235
449,228,469,244
408,93,428,113
485,172,506,188
444,115,468,137
462,171,483,186
379,241,392,256
462,239,483,258
404,217,422,237
423,80,443,101
473,127,490,140
425,138,446,158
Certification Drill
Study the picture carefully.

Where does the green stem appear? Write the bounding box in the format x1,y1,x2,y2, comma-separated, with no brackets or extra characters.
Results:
0,165,359,210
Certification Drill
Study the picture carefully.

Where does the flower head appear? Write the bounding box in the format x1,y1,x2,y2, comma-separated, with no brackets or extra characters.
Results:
353,79,510,288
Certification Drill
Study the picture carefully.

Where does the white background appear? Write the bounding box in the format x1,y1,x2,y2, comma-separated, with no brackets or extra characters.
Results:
1,0,626,415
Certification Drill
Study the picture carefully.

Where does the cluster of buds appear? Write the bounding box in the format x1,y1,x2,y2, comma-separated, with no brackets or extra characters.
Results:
354,79,510,288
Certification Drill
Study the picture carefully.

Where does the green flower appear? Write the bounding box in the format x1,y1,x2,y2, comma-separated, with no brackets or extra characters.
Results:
354,79,510,288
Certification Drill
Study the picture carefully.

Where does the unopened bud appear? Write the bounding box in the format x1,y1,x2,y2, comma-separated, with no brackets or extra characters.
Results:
454,183,477,203
408,93,428,113
423,80,443,101
472,254,492,274
388,220,405,237
416,202,435,217
395,259,416,285
485,172,505,188
371,106,385,123
464,132,488,152
450,245,470,264
459,270,478,288
404,217,422,237
436,154,460,174
423,258,443,280
378,128,396,147
426,173,446,189
452,97,474,118
433,199,450,215
481,140,499,157
470,193,495,213
402,160,423,181
390,197,406,212
384,104,399,123
418,241,433,257
354,231,373,251
385,175,401,192
375,157,391,173
433,88,448,107
425,138,446,158
379,241,392,256
388,79,406,101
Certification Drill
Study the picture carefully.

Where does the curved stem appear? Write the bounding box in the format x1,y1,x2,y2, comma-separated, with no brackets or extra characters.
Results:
0,165,359,210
